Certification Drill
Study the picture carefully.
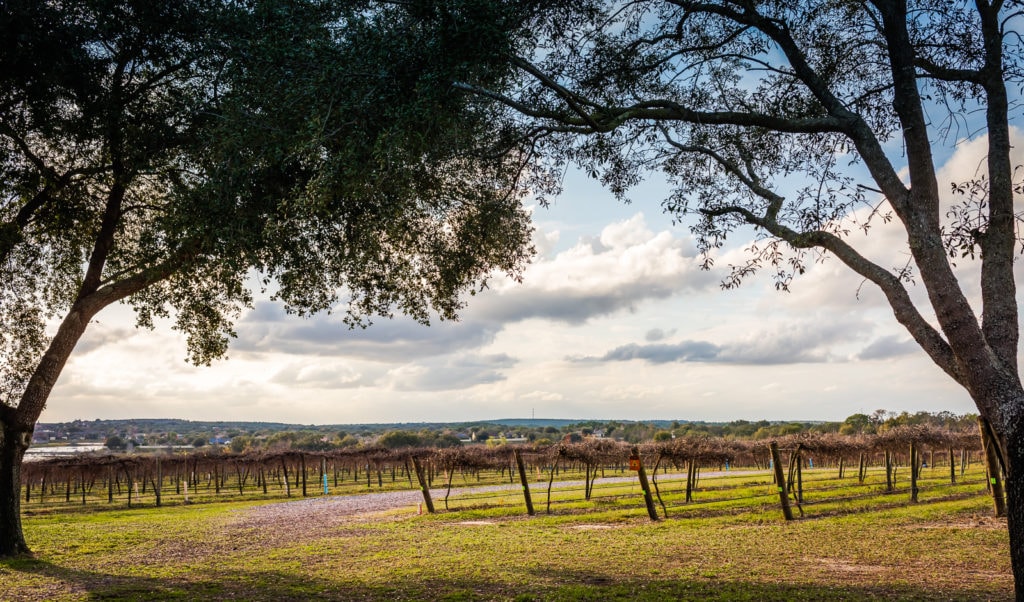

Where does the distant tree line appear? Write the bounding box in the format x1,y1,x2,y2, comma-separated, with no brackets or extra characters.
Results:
76,411,981,453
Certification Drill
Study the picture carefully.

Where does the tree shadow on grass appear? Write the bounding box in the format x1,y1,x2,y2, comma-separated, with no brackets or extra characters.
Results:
1,557,1010,601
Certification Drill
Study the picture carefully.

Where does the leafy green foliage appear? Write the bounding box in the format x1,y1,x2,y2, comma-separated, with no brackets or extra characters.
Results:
1,0,536,402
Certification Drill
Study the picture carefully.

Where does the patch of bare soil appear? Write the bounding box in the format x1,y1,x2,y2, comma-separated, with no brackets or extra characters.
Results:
908,515,1007,530
813,558,888,576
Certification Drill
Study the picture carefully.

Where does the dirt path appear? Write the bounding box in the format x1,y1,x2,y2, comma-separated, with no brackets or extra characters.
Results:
233,468,767,533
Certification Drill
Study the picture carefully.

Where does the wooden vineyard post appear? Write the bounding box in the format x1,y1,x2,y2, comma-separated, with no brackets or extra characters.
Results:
884,451,894,492
978,417,1007,517
857,452,866,484
124,466,133,508
948,447,956,484
411,456,434,514
630,447,659,521
155,457,162,507
514,450,535,516
909,442,919,503
769,442,794,521
300,454,308,498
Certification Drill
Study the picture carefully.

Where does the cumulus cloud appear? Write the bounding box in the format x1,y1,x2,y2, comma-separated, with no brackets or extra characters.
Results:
596,341,720,363
473,213,715,324
233,213,714,361
386,353,518,392
72,326,135,355
580,318,872,365
234,302,501,361
644,328,676,342
270,362,376,389
856,335,919,360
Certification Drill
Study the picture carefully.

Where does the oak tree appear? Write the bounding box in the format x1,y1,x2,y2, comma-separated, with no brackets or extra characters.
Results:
456,0,1024,593
0,0,535,555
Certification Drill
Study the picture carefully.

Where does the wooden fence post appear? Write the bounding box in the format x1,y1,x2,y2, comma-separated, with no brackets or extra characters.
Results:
770,442,794,521
514,450,534,516
631,447,659,521
411,456,434,514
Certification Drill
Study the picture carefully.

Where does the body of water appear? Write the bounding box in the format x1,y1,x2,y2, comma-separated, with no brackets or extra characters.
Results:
24,443,107,460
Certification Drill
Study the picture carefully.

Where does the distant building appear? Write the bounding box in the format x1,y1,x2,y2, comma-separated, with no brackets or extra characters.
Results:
32,430,56,443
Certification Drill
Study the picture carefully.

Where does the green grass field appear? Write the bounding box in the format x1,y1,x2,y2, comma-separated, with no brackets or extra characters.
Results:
1,465,1012,601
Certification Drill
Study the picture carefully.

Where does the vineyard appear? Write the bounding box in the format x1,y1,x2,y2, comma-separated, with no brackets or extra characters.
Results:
21,425,1005,521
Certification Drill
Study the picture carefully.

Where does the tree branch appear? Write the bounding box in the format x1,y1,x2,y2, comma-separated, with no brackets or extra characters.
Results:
15,239,201,425
702,204,963,383
659,127,784,219
914,56,983,83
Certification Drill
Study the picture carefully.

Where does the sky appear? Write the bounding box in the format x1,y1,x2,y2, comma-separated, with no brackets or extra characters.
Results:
37,125,1024,426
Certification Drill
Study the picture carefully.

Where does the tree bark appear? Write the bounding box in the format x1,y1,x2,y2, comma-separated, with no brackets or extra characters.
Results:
1004,425,1024,598
0,418,31,556
980,417,1007,517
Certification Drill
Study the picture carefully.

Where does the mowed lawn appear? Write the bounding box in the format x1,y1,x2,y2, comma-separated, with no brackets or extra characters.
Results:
0,468,1012,601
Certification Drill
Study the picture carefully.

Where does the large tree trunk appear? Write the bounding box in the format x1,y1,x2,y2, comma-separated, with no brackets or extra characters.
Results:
0,418,31,556
0,304,100,557
1000,412,1024,598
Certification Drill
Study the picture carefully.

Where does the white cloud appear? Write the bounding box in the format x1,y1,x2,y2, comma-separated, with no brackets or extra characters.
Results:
40,145,992,426
779,127,1024,313
520,390,565,401
580,316,873,366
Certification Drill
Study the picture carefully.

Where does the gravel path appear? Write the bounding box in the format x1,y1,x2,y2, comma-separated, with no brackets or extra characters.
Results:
236,468,767,530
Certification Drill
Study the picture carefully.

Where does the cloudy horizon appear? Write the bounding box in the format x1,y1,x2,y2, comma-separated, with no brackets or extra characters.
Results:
39,131,1022,426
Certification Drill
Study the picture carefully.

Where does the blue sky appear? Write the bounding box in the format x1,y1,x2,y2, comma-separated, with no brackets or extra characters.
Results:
39,128,1022,425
